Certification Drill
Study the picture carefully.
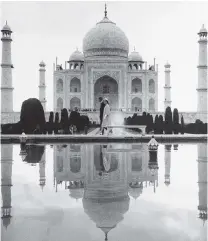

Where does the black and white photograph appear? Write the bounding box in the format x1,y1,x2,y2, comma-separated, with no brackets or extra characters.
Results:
1,1,207,241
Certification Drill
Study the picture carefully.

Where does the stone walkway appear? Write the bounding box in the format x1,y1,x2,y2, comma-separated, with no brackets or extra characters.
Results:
1,134,207,144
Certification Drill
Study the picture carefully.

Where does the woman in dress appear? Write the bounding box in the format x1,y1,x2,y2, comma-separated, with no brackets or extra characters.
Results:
101,98,111,135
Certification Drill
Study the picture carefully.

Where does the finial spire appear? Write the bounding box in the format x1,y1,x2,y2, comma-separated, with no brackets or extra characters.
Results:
6,20,7,25
134,46,136,51
104,3,107,18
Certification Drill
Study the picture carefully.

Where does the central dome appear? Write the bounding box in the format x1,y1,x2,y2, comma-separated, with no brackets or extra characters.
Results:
83,13,129,58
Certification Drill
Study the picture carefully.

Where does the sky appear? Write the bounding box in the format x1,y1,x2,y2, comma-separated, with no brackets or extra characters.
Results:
1,1,208,112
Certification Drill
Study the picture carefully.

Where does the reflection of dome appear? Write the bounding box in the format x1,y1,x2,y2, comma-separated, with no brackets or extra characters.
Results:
83,196,130,239
69,49,84,62
69,188,84,200
83,12,129,56
2,217,11,229
129,186,143,200
128,51,143,62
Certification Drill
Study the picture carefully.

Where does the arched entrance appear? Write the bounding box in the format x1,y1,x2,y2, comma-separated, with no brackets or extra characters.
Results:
70,97,81,110
94,75,118,110
131,97,142,112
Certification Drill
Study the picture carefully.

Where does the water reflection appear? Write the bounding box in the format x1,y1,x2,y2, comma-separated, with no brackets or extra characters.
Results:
197,143,207,224
1,145,13,229
1,142,207,240
53,143,159,239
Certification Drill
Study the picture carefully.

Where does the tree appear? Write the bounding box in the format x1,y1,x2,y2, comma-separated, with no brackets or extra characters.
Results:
60,108,69,133
181,115,185,134
158,115,164,134
154,115,158,134
20,98,45,134
173,108,179,134
165,107,173,134
48,111,54,134
54,112,59,134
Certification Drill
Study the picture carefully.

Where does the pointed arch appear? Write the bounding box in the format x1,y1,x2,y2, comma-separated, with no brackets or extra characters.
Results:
70,77,81,92
131,154,142,172
149,79,155,93
70,156,81,173
56,79,63,93
132,78,142,93
70,97,81,109
94,75,118,109
149,98,155,112
57,97,63,110
132,97,142,112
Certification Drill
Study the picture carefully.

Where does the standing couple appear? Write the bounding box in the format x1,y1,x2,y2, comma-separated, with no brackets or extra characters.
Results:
99,97,111,135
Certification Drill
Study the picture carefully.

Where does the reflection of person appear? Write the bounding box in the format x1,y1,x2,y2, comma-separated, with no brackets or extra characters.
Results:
96,145,118,177
99,97,105,130
101,98,111,135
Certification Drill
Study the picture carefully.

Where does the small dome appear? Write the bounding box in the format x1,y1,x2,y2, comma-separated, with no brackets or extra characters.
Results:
199,24,207,33
128,50,143,62
69,49,84,62
69,188,84,200
128,187,143,200
164,61,171,68
39,61,46,67
1,22,12,32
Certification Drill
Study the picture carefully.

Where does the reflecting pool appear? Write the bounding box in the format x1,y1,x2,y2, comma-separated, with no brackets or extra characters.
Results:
1,143,207,241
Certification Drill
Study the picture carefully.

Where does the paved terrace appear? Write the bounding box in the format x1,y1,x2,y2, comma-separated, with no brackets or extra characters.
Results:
1,134,207,144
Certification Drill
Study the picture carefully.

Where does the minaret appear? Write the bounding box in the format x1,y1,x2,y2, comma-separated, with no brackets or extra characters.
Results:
1,22,13,113
197,143,207,224
164,62,171,110
39,61,46,111
197,25,207,123
39,150,46,190
164,145,171,186
1,145,13,229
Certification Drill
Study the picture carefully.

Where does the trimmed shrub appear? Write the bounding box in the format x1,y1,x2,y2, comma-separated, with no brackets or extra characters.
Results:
181,115,185,134
173,108,179,134
165,107,173,134
20,98,45,134
54,112,59,134
48,111,54,134
158,115,164,134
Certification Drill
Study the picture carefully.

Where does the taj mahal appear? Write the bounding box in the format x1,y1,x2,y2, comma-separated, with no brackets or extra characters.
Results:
1,5,207,124
54,6,158,112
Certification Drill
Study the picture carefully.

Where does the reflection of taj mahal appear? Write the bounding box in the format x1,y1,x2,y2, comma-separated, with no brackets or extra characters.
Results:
54,6,158,112
1,143,207,240
53,143,159,240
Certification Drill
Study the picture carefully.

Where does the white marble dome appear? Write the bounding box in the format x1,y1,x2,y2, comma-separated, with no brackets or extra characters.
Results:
128,51,143,62
69,49,84,62
83,16,129,56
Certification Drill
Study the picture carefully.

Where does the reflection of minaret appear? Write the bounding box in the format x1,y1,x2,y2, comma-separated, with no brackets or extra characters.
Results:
1,145,13,229
197,143,207,224
164,145,171,186
39,150,46,190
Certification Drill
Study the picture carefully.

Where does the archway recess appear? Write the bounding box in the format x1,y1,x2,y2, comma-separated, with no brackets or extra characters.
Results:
70,97,81,110
94,75,118,110
131,97,142,112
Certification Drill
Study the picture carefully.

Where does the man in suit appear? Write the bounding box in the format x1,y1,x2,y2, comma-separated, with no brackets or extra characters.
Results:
99,97,105,130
